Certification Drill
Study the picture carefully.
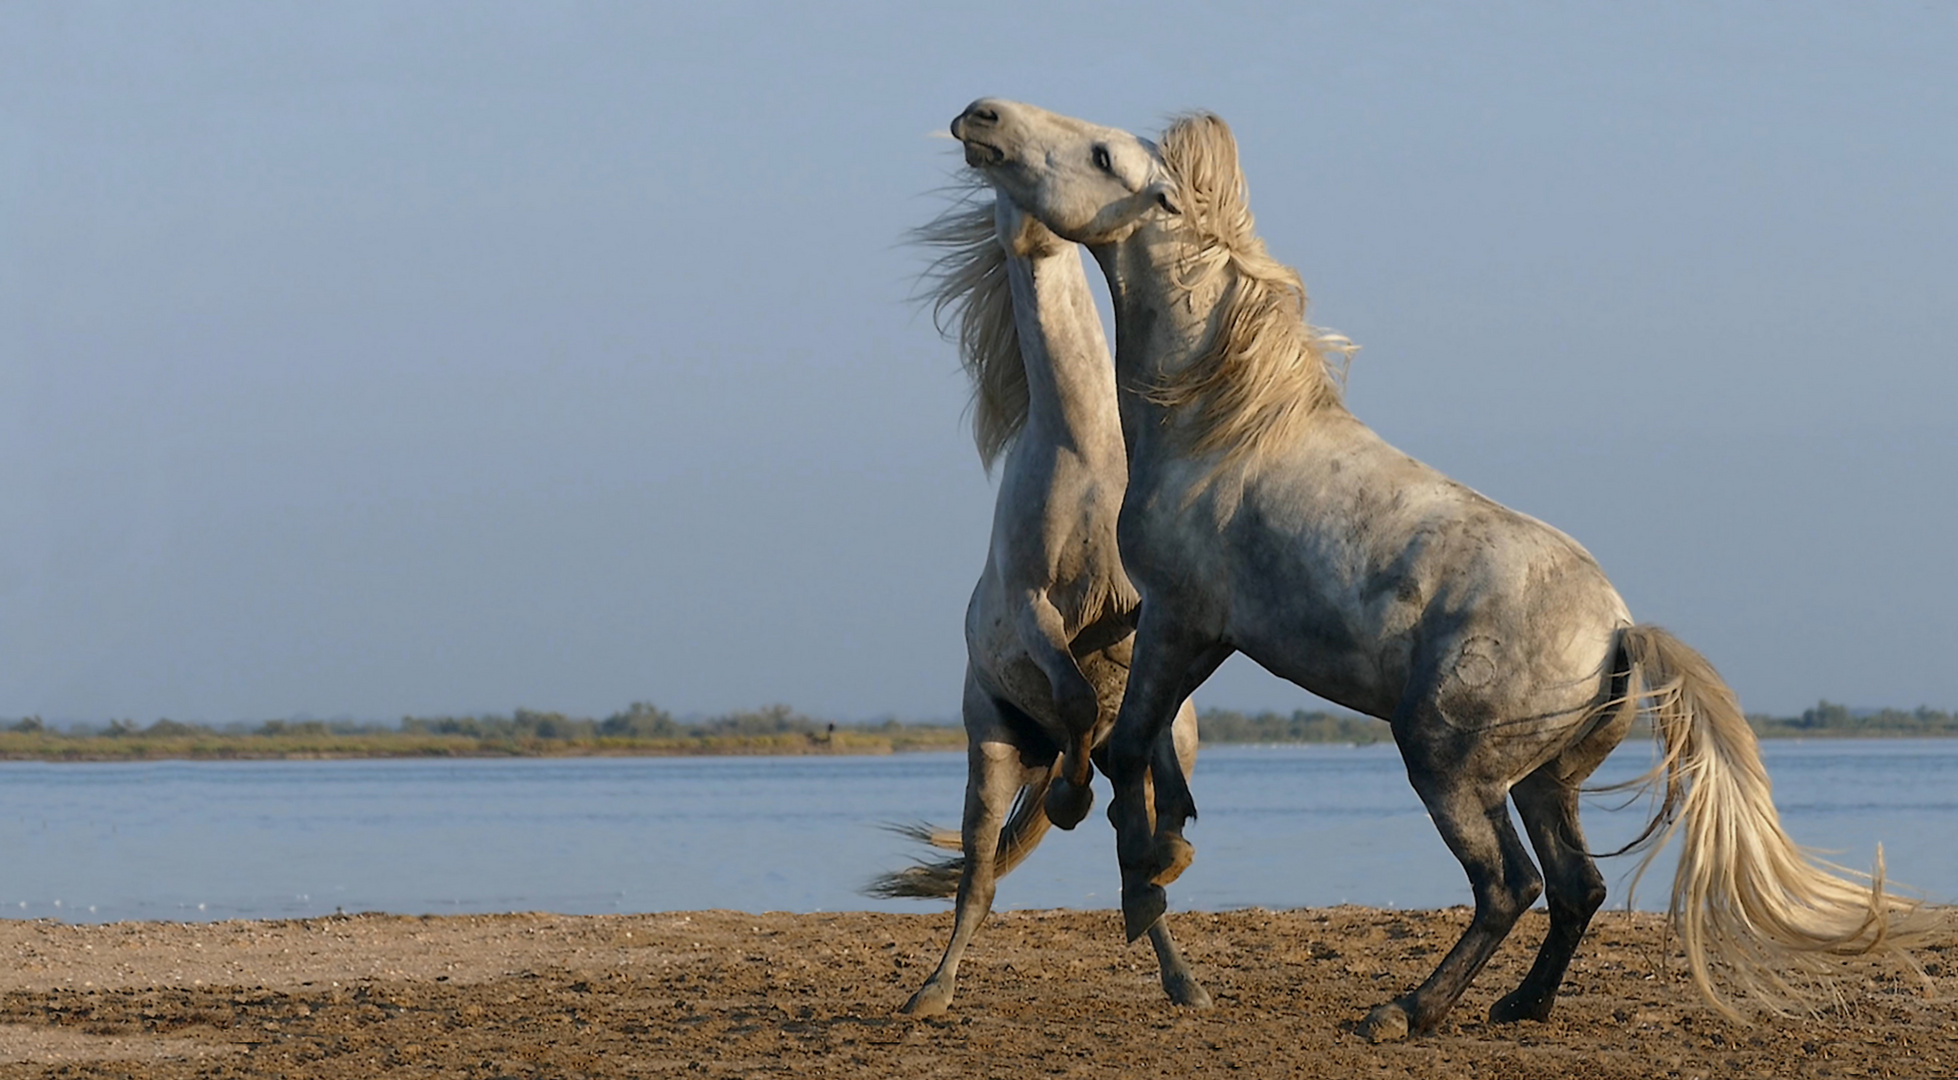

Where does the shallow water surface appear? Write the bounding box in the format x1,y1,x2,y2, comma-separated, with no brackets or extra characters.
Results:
2,740,1950,922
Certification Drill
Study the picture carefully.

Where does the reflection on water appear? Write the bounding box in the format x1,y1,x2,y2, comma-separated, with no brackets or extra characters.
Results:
2,739,1951,923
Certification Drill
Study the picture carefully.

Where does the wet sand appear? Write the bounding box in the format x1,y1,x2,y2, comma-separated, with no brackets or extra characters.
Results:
1,906,1951,1078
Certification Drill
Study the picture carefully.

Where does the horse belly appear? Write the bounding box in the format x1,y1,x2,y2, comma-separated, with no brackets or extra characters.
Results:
1232,618,1409,721
1209,538,1421,720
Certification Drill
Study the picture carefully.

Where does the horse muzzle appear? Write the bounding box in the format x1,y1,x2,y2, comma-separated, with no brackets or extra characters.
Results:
951,101,1008,167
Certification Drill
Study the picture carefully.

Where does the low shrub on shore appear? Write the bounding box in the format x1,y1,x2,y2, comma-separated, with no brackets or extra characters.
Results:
1193,702,1958,746
3,700,1949,761
0,705,964,761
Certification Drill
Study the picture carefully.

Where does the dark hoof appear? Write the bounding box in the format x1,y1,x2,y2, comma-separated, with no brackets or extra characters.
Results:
1148,833,1195,887
1356,1002,1410,1044
1044,778,1094,830
1163,972,1213,1009
1488,989,1553,1024
1122,881,1167,942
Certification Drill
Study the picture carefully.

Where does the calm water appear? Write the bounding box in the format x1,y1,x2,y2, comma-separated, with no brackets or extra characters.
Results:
2,740,1951,923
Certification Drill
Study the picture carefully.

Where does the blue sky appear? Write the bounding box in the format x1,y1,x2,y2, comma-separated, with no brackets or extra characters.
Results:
4,2,1954,722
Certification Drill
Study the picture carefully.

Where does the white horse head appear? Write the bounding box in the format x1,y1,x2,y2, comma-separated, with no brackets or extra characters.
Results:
951,99,1181,245
953,99,1350,478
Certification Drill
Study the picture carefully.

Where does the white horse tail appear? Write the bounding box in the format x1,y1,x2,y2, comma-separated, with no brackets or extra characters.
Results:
865,761,1059,899
1614,624,1919,1019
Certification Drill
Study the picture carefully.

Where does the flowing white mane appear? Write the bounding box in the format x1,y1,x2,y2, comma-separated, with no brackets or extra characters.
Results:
915,180,1029,471
1150,113,1355,471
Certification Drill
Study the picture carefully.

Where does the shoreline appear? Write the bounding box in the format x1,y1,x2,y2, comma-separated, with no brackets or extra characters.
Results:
5,729,1956,764
1,907,1950,1076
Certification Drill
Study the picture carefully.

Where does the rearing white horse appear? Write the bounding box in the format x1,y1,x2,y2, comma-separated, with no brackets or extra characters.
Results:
869,183,1207,1014
949,98,1916,1041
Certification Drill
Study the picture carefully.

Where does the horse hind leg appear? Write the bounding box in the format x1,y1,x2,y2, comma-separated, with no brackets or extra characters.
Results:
1487,768,1607,1024
1358,737,1544,1043
1488,701,1632,1023
901,684,1037,1015
1144,918,1212,1009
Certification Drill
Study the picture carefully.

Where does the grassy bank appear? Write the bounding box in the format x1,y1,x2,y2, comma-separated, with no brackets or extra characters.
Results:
1194,701,1958,745
3,700,1950,762
0,706,964,761
0,727,967,761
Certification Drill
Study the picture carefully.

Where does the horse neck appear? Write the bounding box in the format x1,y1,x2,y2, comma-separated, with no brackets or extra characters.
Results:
1090,231,1224,447
1006,245,1123,460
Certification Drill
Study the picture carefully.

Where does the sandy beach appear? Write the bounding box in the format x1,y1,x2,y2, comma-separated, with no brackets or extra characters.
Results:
0,905,1950,1078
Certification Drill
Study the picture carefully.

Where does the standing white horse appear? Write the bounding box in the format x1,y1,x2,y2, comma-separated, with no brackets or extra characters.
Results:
868,184,1208,1014
949,98,1915,1041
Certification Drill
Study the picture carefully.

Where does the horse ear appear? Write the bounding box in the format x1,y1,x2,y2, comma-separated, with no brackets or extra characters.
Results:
1148,181,1182,216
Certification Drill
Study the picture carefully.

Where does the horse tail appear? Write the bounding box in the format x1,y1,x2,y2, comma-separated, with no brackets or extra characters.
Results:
1610,624,1918,1019
864,760,1059,899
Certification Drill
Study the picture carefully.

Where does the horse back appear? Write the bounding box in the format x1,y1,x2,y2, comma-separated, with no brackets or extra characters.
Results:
1126,416,1630,721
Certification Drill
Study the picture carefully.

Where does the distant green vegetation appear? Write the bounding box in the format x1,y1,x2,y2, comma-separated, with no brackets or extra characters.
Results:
1195,708,1393,745
1192,701,1958,744
1,699,1949,762
0,704,963,761
1748,701,1958,738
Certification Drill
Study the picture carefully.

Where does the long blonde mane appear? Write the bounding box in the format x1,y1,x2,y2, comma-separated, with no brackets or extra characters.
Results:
1150,113,1354,471
916,180,1028,471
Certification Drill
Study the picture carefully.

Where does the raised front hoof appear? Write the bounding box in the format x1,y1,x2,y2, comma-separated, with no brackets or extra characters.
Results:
1121,881,1168,943
1162,972,1213,1010
1148,833,1195,887
1355,1002,1411,1044
900,981,954,1016
1488,989,1555,1025
1043,778,1094,830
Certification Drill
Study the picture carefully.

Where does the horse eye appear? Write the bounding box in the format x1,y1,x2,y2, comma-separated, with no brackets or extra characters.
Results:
1092,145,1112,172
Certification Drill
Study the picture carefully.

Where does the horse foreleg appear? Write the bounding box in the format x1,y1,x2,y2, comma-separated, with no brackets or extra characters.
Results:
1014,593,1098,829
1106,614,1229,941
902,690,1030,1016
1140,698,1212,1008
